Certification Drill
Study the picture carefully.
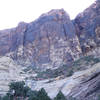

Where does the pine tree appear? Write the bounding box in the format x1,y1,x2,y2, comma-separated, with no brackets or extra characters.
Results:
37,88,51,100
98,95,100,100
28,90,38,100
54,91,66,100
9,81,30,99
69,96,77,100
2,95,10,100
0,96,2,100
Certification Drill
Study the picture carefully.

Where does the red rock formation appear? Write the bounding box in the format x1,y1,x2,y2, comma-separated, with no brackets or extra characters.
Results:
0,9,82,69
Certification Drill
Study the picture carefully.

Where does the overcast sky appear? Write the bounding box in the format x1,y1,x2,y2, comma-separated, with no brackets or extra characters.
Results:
0,0,95,30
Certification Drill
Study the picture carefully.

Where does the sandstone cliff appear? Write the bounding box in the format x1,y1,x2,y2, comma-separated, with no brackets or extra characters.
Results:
0,0,100,100
74,0,100,55
0,9,82,69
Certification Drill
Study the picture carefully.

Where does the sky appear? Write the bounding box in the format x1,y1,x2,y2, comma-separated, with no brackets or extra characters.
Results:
0,0,95,30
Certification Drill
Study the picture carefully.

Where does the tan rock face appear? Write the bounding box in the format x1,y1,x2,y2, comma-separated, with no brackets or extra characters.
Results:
95,26,100,40
0,55,37,95
1,1,100,70
0,9,82,69
68,63,100,100
0,56,24,95
74,0,100,54
1,1,100,99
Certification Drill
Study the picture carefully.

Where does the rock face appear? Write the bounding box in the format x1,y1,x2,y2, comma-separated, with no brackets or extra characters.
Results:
0,56,24,95
1,1,100,99
0,9,82,69
74,0,100,54
68,63,100,100
1,1,100,70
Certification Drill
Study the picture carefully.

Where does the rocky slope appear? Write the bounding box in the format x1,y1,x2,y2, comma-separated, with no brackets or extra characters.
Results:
68,62,100,100
33,62,100,100
0,0,100,100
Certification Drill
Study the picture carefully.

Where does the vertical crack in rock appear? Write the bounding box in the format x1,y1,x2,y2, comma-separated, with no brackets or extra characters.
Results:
0,9,82,70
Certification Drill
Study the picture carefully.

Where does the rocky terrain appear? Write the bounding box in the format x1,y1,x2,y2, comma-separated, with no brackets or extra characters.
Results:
0,0,100,100
0,9,82,70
